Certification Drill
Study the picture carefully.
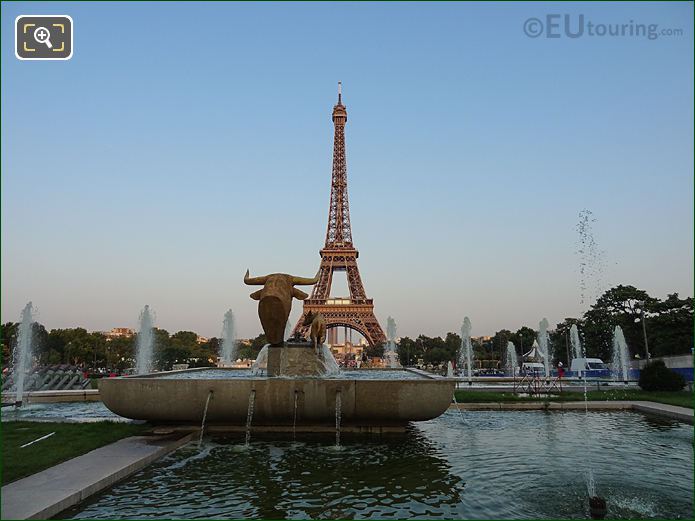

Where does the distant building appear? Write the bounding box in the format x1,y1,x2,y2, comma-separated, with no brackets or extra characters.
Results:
104,328,134,340
329,341,364,362
196,335,209,344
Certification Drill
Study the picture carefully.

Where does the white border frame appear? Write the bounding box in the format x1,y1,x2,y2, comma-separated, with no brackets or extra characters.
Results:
15,15,73,61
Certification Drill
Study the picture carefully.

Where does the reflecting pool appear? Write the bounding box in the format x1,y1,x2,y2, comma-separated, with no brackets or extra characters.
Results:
155,369,428,380
63,410,693,519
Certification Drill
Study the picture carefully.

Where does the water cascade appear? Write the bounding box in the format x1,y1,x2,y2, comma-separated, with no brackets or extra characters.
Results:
538,318,552,380
251,346,268,376
320,344,341,375
447,361,454,377
220,309,237,365
451,392,465,424
459,317,474,385
335,390,342,447
292,390,299,440
611,326,630,383
12,302,36,405
198,391,213,447
506,341,518,377
135,305,155,375
245,390,256,446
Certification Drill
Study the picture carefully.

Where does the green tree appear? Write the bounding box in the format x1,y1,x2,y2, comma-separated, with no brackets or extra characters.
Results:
645,293,694,357
2,322,18,364
46,328,94,366
107,336,135,371
491,329,514,363
365,342,384,358
152,328,172,370
549,318,583,365
583,285,656,360
237,333,267,361
515,327,537,357
397,336,420,366
445,332,462,367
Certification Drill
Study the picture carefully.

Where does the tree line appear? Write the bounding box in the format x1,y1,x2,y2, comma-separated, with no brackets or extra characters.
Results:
2,285,692,371
395,285,692,367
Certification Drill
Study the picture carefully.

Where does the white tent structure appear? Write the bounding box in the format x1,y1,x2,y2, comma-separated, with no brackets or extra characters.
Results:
523,340,544,361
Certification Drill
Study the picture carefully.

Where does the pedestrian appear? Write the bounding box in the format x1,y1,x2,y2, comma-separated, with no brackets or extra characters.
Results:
557,361,565,379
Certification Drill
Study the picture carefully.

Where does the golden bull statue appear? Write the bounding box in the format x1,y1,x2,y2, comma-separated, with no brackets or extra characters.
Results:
244,270,319,345
302,311,327,355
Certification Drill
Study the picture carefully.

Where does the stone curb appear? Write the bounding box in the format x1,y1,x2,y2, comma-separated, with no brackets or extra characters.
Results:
449,400,693,424
1,389,100,404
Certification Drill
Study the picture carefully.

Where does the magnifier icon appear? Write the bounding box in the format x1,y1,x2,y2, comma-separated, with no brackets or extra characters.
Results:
33,26,53,49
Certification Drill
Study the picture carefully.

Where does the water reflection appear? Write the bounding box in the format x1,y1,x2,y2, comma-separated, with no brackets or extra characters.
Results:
64,411,693,519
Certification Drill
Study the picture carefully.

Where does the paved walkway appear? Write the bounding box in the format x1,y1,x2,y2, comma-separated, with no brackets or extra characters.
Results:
450,400,693,424
1,432,194,520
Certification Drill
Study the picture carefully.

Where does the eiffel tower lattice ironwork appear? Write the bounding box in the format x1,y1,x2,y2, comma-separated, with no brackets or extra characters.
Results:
292,83,386,346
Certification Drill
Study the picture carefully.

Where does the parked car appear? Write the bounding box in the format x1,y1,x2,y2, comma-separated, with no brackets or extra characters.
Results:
570,358,610,377
520,362,545,376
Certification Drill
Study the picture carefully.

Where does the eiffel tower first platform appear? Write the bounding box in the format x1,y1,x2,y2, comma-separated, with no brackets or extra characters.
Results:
292,84,387,346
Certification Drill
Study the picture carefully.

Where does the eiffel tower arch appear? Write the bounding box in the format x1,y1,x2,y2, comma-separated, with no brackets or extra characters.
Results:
292,84,387,346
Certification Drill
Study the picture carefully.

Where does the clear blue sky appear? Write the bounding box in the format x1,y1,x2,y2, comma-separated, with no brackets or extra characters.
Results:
2,1,693,339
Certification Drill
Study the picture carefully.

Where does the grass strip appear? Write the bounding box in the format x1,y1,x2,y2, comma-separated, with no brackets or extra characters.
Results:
2,421,147,485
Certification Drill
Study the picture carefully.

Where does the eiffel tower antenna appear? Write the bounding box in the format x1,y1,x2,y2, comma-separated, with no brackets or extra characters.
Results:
292,85,386,346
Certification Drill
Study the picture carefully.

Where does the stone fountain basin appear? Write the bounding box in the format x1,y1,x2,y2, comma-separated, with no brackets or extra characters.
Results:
99,369,455,427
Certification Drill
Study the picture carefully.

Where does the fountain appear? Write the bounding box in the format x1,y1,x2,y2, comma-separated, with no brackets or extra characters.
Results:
506,341,518,376
219,309,237,366
99,270,454,429
135,305,155,375
570,324,582,373
573,321,605,516
384,316,401,368
538,317,552,379
11,302,36,406
611,325,630,383
459,317,474,385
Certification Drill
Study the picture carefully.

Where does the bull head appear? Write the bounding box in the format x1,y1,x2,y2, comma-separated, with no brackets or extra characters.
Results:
244,270,319,346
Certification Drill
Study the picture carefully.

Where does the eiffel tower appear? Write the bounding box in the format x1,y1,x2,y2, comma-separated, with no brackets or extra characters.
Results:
292,83,387,346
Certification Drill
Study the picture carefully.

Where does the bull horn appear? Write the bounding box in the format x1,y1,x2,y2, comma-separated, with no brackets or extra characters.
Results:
244,269,268,285
292,270,320,285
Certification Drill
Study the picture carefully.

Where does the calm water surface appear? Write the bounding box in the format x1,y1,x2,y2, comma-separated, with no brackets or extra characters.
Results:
64,410,693,519
154,369,427,380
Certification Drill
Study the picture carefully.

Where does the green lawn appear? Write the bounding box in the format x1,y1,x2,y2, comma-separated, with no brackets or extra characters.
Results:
2,421,148,485
454,389,693,409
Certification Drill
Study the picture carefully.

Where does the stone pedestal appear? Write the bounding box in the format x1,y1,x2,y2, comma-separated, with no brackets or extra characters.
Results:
266,342,327,377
